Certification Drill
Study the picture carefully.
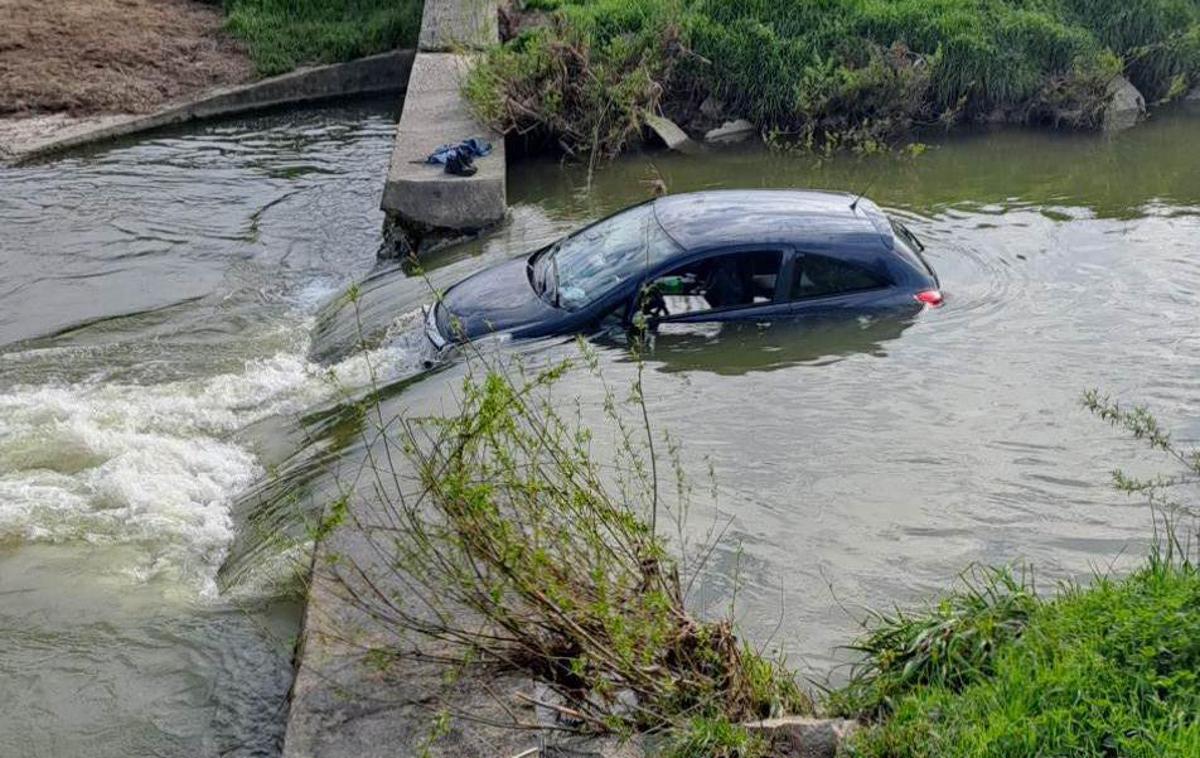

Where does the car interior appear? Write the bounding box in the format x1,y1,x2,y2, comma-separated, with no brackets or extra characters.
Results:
644,251,782,317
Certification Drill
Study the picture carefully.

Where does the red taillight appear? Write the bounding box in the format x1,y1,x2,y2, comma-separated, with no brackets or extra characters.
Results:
915,289,944,307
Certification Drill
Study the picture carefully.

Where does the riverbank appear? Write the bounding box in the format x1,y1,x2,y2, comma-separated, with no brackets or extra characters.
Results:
283,343,1200,757
841,556,1200,757
224,0,423,76
0,0,252,117
0,0,425,120
468,0,1200,157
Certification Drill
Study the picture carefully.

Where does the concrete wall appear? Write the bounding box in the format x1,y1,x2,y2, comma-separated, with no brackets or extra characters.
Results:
380,0,506,250
5,51,415,164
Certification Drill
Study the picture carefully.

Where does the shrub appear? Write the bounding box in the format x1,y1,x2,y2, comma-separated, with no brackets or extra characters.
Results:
322,337,809,746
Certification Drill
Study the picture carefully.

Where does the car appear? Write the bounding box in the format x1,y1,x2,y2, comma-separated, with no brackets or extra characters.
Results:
424,189,941,350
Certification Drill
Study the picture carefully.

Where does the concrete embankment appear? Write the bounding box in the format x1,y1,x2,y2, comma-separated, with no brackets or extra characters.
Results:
0,51,415,164
379,0,506,255
280,4,524,755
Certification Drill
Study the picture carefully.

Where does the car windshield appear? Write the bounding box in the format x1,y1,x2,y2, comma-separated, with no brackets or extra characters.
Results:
538,203,681,311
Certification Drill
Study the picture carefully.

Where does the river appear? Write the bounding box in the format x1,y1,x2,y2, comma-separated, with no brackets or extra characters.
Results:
2,100,1199,755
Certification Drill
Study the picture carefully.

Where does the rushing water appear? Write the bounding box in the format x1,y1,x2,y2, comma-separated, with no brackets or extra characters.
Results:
2,100,1200,754
0,101,403,757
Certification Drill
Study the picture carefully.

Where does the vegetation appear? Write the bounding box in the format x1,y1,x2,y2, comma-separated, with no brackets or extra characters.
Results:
222,0,423,76
828,565,1040,719
470,0,1200,157
325,327,806,756
833,393,1200,757
842,558,1200,757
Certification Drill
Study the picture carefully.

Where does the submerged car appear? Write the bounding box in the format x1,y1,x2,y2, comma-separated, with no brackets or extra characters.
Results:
424,189,940,350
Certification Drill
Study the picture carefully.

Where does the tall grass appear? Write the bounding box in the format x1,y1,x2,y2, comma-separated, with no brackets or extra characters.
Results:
223,0,424,76
836,394,1200,756
843,558,1200,757
470,0,1200,156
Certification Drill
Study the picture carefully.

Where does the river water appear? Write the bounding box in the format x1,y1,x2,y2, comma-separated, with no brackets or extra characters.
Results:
2,101,1199,754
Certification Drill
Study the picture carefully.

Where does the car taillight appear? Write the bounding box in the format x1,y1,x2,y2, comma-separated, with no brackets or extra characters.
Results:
914,289,944,307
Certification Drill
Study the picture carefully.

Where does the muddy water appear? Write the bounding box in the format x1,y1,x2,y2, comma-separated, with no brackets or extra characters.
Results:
0,101,403,757
2,99,1200,755
328,105,1200,673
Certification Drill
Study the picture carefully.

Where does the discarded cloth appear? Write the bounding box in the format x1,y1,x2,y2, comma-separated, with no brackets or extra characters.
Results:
415,138,493,177
422,138,493,165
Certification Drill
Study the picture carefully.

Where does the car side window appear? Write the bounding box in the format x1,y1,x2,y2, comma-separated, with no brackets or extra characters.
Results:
642,250,783,318
790,254,887,300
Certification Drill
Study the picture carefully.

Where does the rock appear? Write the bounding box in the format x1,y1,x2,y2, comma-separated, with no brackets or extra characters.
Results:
1102,75,1145,133
704,118,757,144
743,717,859,758
699,95,726,121
643,113,702,154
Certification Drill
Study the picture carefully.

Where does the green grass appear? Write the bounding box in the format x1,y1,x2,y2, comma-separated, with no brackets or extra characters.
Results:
827,566,1040,719
840,556,1200,757
469,0,1200,156
223,0,424,76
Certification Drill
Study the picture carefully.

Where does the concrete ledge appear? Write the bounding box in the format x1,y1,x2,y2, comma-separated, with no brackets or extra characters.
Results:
381,53,506,233
2,50,415,164
419,0,499,51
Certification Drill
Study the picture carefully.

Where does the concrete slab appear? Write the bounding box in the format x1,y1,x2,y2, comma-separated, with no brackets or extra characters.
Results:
419,0,499,51
381,53,506,233
643,113,702,155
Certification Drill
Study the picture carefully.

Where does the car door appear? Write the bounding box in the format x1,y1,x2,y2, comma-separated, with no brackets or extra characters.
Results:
633,246,795,328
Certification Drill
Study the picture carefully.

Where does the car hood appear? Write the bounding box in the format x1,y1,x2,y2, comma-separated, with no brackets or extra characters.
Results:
438,256,560,341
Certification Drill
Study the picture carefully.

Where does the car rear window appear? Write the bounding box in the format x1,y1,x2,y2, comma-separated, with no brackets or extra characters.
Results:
790,254,887,300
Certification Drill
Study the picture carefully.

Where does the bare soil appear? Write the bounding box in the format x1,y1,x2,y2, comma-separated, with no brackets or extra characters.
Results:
0,0,254,117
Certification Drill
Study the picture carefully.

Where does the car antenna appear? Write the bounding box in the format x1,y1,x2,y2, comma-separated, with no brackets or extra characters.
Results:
848,174,878,213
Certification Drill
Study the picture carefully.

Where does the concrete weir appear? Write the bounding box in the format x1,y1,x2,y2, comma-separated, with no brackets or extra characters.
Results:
380,0,505,256
280,4,509,754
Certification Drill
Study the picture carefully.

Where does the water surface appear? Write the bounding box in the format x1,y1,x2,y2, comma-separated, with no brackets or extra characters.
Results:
2,100,1199,757
0,101,400,756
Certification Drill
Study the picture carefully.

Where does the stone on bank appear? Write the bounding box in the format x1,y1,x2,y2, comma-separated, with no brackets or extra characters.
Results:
1103,75,1146,132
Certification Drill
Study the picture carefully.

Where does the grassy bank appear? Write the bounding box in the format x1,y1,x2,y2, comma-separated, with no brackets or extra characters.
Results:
836,557,1200,757
829,393,1200,757
222,0,423,76
469,0,1200,156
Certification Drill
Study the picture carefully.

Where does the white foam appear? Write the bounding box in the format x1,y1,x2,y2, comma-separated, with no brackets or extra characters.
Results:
0,324,428,595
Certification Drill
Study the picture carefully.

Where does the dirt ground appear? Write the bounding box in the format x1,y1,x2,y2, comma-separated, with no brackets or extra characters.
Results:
0,0,254,117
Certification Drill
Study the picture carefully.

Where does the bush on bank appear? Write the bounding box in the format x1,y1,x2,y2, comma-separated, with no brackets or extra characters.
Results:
469,0,1200,156
222,0,423,76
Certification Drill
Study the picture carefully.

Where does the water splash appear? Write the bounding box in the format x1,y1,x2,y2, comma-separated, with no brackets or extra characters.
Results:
0,314,431,596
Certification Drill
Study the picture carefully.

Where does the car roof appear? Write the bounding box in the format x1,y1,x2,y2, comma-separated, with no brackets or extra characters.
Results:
652,190,894,256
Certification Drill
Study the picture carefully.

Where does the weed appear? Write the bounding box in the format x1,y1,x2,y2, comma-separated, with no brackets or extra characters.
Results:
223,0,423,76
829,565,1039,718
321,337,809,744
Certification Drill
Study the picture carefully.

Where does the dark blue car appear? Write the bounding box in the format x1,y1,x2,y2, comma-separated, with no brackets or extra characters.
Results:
424,190,941,350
